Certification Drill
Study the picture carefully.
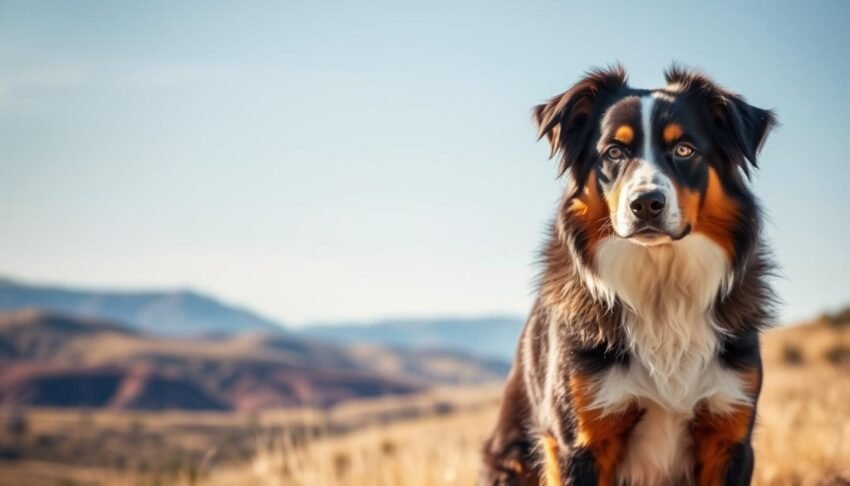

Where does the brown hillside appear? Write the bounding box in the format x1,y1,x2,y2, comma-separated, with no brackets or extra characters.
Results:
0,310,507,411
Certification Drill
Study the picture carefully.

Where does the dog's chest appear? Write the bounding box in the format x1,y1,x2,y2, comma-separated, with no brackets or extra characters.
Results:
618,401,694,486
593,312,749,486
589,236,752,484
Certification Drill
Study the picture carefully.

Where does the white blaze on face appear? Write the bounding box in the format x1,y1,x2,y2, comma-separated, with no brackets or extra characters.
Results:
612,94,682,244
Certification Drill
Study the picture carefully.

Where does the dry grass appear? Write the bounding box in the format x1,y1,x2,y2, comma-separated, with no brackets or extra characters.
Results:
754,317,850,485
201,320,850,486
207,408,499,486
1,321,848,485
203,370,849,486
754,365,849,485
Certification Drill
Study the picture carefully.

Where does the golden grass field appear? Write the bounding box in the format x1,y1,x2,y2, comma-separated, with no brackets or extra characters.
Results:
1,316,848,486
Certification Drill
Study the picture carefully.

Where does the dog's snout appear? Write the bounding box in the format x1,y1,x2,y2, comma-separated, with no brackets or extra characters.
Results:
629,191,666,221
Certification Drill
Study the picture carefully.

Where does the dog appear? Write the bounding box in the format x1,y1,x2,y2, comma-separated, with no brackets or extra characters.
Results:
480,65,776,486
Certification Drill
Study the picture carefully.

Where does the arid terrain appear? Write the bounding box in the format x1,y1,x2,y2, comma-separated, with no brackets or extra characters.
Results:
1,311,848,486
0,310,508,412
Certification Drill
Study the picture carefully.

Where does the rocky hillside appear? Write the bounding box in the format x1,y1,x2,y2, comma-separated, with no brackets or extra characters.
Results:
0,310,509,411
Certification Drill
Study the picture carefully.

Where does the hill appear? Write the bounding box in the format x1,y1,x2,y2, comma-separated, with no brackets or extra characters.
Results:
0,277,527,361
0,277,284,336
0,310,508,411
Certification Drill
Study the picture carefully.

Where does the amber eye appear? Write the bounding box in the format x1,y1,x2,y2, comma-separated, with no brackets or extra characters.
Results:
674,143,695,158
604,146,625,160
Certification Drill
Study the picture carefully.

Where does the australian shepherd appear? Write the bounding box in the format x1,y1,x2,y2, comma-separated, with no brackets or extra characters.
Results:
480,65,776,486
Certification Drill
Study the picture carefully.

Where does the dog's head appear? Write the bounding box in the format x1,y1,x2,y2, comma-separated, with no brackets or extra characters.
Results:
537,65,775,271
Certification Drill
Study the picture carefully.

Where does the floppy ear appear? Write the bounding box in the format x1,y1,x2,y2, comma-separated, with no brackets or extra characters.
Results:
714,93,776,172
533,65,628,178
665,65,776,176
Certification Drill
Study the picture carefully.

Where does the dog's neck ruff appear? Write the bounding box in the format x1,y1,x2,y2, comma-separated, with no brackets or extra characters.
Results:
590,234,733,408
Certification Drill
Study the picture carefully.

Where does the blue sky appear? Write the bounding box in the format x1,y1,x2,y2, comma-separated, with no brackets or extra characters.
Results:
1,1,848,325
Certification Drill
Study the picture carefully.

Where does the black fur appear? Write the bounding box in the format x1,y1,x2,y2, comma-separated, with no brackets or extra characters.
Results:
480,65,776,486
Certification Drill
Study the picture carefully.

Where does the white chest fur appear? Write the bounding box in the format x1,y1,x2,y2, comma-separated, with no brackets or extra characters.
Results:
589,235,752,485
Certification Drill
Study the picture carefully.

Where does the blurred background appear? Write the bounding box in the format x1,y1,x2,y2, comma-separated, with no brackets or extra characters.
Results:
0,1,848,485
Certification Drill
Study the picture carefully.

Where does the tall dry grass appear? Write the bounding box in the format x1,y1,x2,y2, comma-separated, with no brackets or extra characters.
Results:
754,365,849,485
207,409,498,486
200,321,850,486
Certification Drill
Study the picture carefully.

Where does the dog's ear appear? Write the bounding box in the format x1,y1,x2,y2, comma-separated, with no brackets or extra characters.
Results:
665,65,776,177
714,93,776,174
533,65,628,178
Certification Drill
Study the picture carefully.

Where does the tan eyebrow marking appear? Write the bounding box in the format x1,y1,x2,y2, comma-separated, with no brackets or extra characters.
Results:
614,125,634,144
663,123,683,144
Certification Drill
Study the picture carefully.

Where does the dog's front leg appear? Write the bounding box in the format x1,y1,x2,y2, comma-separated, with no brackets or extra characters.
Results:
692,405,754,486
690,404,756,486
691,364,761,486
480,366,539,486
542,374,642,486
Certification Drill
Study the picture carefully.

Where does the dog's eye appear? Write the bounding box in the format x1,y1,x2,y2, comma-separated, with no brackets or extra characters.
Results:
604,146,625,161
674,143,695,158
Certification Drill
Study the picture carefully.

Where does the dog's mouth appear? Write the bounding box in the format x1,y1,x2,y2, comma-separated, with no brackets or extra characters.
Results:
621,224,692,246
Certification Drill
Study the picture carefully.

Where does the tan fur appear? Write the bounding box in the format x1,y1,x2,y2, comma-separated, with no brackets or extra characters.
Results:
690,368,760,485
542,435,562,486
694,167,740,259
614,124,634,144
663,123,683,144
570,374,643,486
565,172,614,260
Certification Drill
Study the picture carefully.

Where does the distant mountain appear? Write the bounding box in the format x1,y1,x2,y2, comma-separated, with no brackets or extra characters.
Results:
0,277,284,336
301,316,525,361
0,310,509,411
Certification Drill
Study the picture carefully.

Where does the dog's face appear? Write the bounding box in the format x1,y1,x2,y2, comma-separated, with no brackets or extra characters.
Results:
536,66,775,268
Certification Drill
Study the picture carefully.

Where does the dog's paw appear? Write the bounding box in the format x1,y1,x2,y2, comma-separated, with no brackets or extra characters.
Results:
479,450,537,486
477,461,525,486
479,435,538,486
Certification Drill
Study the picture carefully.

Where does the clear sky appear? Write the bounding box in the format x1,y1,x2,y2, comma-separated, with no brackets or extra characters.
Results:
1,1,848,325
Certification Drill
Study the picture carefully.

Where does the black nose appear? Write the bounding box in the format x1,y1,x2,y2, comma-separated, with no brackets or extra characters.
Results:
629,191,666,220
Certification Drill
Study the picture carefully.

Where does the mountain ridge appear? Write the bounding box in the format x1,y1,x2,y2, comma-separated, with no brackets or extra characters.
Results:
0,309,509,411
0,276,285,336
0,276,526,361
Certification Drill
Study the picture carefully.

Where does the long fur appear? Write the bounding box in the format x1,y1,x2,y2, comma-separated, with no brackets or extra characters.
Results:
480,65,776,486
